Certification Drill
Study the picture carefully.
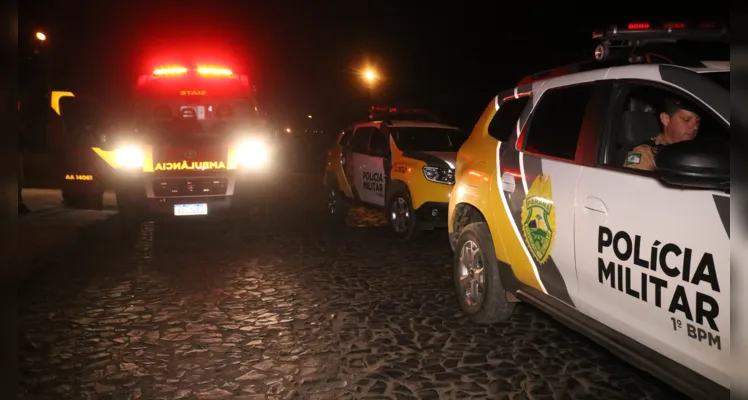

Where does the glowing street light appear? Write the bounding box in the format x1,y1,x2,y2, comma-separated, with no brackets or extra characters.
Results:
364,69,376,82
35,31,46,41
361,67,379,86
308,115,313,119
286,128,291,133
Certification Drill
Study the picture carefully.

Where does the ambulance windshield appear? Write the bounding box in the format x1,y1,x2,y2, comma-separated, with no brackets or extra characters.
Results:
133,97,257,140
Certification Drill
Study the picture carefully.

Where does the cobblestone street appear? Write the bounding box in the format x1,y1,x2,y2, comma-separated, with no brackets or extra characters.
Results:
18,187,688,400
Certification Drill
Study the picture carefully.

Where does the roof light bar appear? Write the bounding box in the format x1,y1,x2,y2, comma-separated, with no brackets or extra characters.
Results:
593,20,728,41
151,65,234,77
153,66,188,76
197,66,233,76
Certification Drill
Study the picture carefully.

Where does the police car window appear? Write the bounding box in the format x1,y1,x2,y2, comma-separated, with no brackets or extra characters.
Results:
391,127,464,152
524,84,593,160
609,84,729,166
339,128,353,146
368,129,388,152
350,127,372,153
488,96,530,142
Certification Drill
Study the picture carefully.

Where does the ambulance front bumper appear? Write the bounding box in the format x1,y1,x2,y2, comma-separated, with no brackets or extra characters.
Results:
115,169,275,217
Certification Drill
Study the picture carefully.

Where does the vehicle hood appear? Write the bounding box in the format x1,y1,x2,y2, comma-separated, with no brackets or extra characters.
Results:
420,151,457,169
148,137,232,174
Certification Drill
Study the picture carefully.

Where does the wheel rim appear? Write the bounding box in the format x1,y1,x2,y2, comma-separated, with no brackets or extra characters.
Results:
327,188,338,215
458,239,485,307
389,197,410,233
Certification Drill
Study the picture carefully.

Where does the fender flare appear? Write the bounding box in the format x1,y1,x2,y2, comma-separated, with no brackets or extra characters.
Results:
385,179,410,206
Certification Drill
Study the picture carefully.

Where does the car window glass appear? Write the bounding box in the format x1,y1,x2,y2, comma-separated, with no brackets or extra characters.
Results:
350,127,371,153
605,84,729,167
488,96,530,142
340,128,353,146
368,128,388,153
524,84,593,160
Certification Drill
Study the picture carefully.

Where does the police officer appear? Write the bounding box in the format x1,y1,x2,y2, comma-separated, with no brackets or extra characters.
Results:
624,97,700,171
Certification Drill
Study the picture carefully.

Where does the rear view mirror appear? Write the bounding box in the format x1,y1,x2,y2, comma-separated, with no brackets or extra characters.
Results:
655,137,729,192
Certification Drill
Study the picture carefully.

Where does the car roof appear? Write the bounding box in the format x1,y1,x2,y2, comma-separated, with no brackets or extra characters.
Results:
354,120,459,130
528,62,728,95
387,121,459,129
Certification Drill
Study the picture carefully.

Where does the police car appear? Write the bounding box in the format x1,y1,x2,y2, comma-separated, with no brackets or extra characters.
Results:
447,22,729,399
324,107,466,240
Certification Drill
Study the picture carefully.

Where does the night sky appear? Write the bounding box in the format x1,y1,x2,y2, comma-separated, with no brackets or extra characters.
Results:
19,1,729,133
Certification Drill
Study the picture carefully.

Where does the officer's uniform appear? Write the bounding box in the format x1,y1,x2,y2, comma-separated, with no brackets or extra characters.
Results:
623,133,669,171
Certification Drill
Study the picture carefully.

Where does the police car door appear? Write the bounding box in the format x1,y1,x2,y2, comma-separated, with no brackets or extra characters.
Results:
499,82,606,310
357,126,387,206
574,77,730,388
346,126,371,202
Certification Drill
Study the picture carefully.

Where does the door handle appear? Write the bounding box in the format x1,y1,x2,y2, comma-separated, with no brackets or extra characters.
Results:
583,196,607,214
501,172,516,193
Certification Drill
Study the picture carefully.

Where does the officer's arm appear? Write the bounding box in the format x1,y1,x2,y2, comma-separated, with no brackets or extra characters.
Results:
623,145,656,171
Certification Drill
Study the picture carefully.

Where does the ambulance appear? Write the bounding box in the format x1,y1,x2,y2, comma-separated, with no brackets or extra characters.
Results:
447,21,729,399
94,49,274,221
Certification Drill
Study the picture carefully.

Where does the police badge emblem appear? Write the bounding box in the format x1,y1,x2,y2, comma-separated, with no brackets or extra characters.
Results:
521,175,556,265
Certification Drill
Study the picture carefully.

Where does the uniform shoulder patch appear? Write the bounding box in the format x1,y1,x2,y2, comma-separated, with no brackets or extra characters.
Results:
625,153,641,165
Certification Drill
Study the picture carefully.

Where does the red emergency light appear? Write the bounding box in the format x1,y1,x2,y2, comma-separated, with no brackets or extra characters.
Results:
153,65,188,76
197,65,233,77
151,65,234,77
663,22,686,29
628,22,650,30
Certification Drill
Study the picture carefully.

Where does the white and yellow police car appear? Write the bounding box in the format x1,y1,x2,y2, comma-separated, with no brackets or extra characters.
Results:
447,21,730,399
325,107,466,240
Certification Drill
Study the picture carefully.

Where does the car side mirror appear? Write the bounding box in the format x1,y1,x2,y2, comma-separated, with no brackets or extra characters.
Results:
655,137,729,192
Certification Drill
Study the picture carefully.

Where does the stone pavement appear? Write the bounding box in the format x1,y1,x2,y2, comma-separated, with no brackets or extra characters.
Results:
18,184,688,400
15,189,118,280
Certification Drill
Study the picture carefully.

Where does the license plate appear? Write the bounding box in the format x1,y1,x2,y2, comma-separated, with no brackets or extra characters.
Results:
174,203,208,216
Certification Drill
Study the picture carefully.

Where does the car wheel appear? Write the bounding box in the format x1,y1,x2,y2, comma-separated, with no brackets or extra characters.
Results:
454,222,515,323
326,184,347,225
387,191,421,241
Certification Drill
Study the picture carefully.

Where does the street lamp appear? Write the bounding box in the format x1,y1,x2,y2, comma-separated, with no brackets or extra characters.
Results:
364,69,376,82
34,31,51,93
308,115,312,119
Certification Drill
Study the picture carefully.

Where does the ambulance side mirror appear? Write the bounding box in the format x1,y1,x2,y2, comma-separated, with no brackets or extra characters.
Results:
655,137,729,192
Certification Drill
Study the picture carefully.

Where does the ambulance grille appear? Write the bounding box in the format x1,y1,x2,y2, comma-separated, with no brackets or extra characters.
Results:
153,177,228,197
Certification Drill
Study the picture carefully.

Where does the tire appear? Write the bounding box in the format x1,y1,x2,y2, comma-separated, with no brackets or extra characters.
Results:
63,191,104,210
453,222,515,323
325,183,348,226
387,191,421,242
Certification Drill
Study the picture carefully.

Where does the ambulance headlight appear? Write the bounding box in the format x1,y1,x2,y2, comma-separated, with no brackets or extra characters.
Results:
115,146,144,168
236,139,269,168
